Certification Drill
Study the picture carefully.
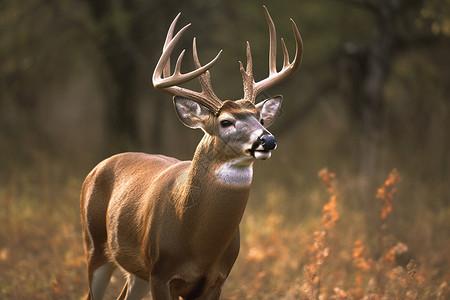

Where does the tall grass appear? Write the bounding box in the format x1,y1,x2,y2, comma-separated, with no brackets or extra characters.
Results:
0,167,449,299
224,168,449,299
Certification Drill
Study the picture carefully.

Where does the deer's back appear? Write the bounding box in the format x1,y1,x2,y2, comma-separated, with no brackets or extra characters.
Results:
81,152,181,206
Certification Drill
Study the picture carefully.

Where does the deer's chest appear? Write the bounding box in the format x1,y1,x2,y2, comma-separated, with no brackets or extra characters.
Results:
215,159,253,185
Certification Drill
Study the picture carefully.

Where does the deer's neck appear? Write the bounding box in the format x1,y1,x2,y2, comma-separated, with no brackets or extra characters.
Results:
180,134,254,206
192,134,254,185
175,134,253,258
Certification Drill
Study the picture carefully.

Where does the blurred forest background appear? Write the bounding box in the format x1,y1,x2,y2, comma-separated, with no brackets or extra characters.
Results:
1,0,449,299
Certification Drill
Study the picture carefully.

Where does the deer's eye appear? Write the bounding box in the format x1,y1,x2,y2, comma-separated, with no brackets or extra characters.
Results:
260,119,265,126
220,120,233,128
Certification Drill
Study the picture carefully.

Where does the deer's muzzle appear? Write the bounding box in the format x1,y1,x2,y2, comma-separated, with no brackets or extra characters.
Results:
249,134,277,160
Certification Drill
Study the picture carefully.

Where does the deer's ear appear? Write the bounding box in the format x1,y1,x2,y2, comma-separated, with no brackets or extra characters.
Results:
256,95,282,128
174,96,212,129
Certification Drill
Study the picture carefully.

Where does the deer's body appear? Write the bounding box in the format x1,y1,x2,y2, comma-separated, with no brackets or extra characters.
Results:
81,150,247,298
81,6,302,300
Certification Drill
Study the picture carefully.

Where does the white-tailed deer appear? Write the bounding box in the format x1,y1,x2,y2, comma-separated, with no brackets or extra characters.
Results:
81,6,302,300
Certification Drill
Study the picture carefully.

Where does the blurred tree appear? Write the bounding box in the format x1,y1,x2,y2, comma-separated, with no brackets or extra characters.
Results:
82,0,154,149
0,0,91,169
81,0,237,152
335,0,400,204
331,0,449,202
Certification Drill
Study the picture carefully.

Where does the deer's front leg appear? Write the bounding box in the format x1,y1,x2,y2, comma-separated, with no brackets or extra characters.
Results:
150,277,178,300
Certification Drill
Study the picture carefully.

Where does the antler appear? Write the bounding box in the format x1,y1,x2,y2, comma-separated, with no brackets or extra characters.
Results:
240,6,303,103
152,13,223,114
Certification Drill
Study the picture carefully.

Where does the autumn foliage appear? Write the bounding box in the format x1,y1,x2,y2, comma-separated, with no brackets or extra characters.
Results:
1,168,449,299
376,168,402,220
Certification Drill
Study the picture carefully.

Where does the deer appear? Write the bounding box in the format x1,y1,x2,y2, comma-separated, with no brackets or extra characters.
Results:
80,6,302,300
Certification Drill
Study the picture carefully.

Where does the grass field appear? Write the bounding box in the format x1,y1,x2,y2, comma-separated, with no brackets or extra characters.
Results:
0,167,449,299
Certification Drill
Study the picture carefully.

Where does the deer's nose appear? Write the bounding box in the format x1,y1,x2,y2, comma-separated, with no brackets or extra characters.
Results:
259,135,277,151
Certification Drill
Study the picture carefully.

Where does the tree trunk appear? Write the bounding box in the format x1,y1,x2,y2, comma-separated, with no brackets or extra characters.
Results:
83,0,144,150
357,0,399,205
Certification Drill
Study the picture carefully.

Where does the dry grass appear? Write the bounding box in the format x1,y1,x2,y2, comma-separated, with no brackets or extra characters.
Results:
223,168,449,299
0,168,449,299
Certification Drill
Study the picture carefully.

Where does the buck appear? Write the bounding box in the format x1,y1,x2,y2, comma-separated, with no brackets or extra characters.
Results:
80,6,302,300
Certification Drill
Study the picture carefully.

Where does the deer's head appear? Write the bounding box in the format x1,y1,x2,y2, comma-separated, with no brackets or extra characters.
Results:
153,6,303,162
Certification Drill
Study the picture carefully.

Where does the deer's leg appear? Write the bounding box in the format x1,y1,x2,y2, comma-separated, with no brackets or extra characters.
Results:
90,262,115,300
118,274,151,300
150,277,178,300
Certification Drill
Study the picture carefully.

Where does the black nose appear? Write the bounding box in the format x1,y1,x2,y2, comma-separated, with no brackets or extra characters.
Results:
260,135,277,151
